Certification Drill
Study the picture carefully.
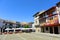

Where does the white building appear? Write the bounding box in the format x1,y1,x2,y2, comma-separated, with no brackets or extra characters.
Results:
33,11,45,32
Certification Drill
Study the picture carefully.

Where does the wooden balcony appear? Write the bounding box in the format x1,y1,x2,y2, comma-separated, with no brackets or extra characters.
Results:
40,16,59,27
39,13,58,20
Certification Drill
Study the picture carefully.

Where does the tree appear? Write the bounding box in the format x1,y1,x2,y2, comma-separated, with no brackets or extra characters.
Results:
24,25,29,28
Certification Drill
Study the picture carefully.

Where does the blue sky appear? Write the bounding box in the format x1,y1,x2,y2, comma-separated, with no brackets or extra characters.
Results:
0,0,60,22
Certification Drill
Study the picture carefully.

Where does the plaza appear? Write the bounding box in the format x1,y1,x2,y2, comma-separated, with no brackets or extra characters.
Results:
0,32,60,40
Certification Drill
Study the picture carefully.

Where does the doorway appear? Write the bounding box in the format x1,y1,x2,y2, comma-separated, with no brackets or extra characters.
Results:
54,27,59,34
41,27,44,32
50,27,53,34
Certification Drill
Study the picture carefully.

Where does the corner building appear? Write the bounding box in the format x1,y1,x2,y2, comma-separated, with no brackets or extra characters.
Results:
39,2,60,34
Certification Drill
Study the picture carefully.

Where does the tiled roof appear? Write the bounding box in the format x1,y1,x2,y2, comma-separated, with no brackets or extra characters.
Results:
33,10,45,17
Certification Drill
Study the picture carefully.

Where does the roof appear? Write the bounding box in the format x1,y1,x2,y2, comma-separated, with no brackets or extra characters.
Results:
37,11,45,16
4,20,16,24
33,12,39,17
38,2,60,16
33,11,45,17
56,2,60,6
38,6,56,16
20,22,28,25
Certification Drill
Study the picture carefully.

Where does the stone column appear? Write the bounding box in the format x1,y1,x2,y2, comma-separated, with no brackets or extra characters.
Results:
53,27,54,34
14,29,15,33
7,30,9,33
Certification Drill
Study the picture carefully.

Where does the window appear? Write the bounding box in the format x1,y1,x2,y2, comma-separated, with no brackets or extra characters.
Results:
53,11,56,14
45,15,48,18
59,7,60,11
39,14,43,18
48,16,53,20
35,21,37,24
43,13,45,16
50,17,53,20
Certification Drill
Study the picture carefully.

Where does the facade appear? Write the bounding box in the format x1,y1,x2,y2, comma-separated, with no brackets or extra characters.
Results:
28,22,34,28
33,11,44,32
0,19,34,34
0,19,21,34
38,2,60,34
0,19,4,34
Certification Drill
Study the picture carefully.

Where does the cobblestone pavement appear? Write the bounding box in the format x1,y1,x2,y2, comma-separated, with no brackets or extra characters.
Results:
0,32,60,40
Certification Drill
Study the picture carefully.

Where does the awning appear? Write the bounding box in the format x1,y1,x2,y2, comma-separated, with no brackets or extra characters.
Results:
5,28,13,30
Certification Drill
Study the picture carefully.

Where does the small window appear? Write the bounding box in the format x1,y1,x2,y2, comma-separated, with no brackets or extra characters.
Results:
45,15,48,17
53,11,56,14
48,17,53,20
35,21,37,24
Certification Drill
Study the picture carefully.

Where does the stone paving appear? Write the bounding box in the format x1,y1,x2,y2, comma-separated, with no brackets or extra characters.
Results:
0,32,60,40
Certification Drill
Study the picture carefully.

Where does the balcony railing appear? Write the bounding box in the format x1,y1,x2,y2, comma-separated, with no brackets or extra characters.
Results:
39,13,58,19
40,15,59,26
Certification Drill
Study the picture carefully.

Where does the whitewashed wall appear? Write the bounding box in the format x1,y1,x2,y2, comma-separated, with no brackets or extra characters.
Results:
56,6,60,24
34,16,39,25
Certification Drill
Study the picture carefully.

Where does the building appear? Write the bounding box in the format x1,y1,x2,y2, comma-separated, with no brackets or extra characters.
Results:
20,22,28,28
0,19,21,34
28,22,34,28
0,19,4,34
33,11,45,32
38,2,60,34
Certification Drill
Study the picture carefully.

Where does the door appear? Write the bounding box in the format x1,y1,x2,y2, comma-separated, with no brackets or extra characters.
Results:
50,27,53,34
41,27,44,32
54,27,59,34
